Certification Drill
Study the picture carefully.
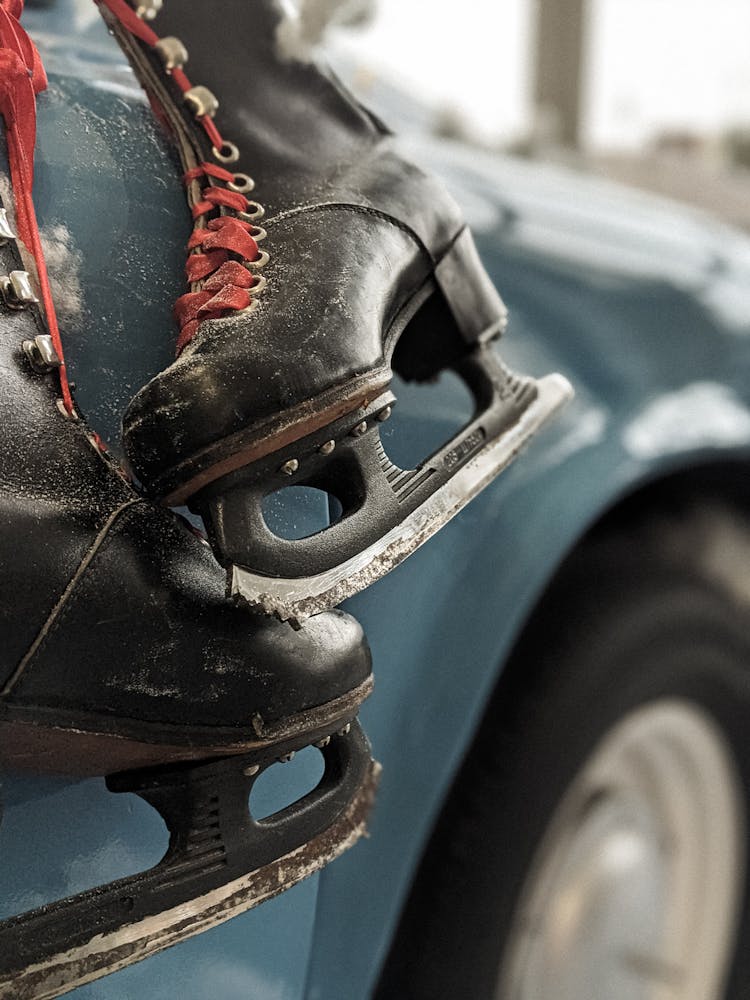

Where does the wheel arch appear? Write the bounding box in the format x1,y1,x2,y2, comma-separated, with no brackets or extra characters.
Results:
374,453,750,994
580,457,750,545
517,454,750,649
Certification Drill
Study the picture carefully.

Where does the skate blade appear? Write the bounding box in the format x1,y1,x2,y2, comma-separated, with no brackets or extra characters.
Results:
230,372,573,620
0,722,378,1000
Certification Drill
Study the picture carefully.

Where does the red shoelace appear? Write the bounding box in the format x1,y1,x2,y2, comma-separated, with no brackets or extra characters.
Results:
97,0,266,354
0,0,264,422
0,0,74,413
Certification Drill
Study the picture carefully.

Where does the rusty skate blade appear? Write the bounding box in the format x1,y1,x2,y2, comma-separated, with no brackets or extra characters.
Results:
229,372,573,621
0,722,378,1000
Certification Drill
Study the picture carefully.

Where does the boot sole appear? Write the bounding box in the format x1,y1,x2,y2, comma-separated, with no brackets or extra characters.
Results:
0,674,373,775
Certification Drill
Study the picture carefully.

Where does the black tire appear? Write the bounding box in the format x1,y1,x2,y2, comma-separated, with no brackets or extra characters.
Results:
375,505,750,1000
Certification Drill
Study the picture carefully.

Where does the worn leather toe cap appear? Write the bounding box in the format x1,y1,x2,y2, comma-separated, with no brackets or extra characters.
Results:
5,500,372,730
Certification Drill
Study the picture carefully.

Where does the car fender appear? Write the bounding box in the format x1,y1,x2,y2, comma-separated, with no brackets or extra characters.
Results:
306,141,750,998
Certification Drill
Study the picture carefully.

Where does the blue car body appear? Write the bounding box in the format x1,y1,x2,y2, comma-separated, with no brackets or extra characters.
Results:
3,4,750,997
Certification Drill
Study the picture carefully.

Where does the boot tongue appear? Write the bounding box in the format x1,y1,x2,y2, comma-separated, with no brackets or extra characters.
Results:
151,0,384,211
127,0,463,248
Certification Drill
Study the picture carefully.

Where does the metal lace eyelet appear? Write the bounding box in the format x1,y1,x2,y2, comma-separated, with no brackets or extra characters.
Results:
184,85,219,119
155,37,188,72
250,226,267,242
239,201,265,222
228,173,255,194
56,398,79,421
1,271,37,309
250,275,267,295
22,334,61,373
0,208,16,244
246,250,270,269
212,141,240,164
237,297,260,317
136,0,162,19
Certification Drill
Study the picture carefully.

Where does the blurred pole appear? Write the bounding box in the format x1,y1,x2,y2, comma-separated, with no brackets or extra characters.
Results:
532,0,588,150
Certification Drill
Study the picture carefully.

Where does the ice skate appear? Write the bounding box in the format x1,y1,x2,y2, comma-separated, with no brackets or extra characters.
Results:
98,0,573,622
0,4,377,993
0,724,376,1000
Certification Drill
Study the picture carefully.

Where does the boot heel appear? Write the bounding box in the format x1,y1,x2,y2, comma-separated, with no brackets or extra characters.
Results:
435,227,508,345
392,227,508,383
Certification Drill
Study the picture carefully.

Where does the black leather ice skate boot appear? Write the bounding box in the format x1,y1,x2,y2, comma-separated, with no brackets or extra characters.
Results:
102,0,572,621
0,6,376,987
0,204,373,774
0,172,377,1000
0,182,379,991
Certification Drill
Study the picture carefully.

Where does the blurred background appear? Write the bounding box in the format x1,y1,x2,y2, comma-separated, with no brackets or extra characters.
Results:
317,0,750,230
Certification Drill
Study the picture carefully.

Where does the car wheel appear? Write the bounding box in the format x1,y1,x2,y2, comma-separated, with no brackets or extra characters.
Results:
376,504,750,1000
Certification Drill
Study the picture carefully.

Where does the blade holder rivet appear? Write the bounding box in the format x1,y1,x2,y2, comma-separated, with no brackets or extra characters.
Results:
338,723,351,736
314,736,331,749
377,406,392,423
243,764,260,777
279,458,299,476
279,751,295,763
318,440,336,456
350,421,367,438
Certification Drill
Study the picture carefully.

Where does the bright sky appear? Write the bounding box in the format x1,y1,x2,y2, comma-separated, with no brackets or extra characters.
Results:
331,0,532,144
587,0,750,148
333,0,750,151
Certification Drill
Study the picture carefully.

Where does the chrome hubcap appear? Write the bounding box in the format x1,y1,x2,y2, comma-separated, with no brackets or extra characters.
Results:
498,699,745,1000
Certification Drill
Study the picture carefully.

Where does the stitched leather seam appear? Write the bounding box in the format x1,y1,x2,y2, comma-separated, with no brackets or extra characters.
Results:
3,498,143,695
264,201,435,261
